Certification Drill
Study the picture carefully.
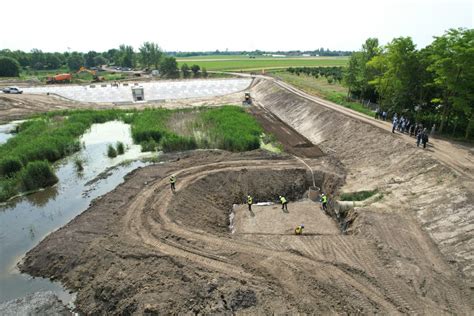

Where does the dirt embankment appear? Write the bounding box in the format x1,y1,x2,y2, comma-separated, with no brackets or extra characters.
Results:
17,79,474,314
20,150,347,314
252,78,474,284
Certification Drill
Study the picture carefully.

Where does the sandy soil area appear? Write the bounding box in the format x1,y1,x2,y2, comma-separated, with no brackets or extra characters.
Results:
6,78,473,314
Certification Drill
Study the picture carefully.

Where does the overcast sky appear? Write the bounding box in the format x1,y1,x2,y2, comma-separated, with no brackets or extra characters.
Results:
1,0,472,53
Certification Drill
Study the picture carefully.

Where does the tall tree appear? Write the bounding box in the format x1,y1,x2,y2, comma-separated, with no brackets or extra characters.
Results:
0,57,21,77
118,45,135,68
139,42,163,69
30,49,45,69
181,63,190,78
85,51,98,67
343,38,380,101
160,57,179,78
67,53,85,71
426,28,474,137
368,37,422,114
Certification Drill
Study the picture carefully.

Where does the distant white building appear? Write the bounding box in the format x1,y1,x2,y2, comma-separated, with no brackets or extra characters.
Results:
272,54,286,58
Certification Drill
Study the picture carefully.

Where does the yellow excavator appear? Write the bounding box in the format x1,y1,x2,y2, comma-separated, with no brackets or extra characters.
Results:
77,67,104,82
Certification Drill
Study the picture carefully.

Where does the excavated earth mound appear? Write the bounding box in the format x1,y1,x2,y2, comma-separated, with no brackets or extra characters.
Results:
19,78,474,314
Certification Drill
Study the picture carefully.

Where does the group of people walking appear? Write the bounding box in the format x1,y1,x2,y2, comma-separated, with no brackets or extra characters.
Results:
376,109,432,149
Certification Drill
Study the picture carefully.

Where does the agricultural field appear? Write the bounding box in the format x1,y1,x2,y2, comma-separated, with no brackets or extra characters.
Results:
176,56,349,71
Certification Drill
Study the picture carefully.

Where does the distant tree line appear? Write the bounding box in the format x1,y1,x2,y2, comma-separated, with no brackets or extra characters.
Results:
287,66,344,83
344,28,474,140
169,48,352,58
0,42,184,78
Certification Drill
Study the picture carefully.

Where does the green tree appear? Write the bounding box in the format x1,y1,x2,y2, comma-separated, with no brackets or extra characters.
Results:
343,38,380,101
139,42,162,69
368,37,422,114
191,64,200,77
426,28,474,138
181,63,190,78
0,56,21,77
93,55,108,67
44,53,62,69
67,53,85,71
160,56,179,78
85,51,98,67
118,45,135,68
30,48,45,69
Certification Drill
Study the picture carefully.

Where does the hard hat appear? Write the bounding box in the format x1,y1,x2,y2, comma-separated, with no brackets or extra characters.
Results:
301,224,305,228
279,195,282,198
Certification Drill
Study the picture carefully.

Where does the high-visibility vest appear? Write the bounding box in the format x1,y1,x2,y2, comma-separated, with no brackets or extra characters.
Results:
170,176,176,184
295,226,303,235
280,196,287,204
322,195,327,203
247,196,253,205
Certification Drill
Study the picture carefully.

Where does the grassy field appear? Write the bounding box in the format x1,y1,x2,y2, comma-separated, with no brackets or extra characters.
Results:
176,56,349,71
0,107,265,202
272,70,374,117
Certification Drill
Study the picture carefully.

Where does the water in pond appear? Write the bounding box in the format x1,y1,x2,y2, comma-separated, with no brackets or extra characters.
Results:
0,121,153,304
0,120,23,145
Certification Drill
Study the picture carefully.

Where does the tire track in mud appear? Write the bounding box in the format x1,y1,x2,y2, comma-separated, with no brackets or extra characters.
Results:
120,158,428,313
112,150,471,314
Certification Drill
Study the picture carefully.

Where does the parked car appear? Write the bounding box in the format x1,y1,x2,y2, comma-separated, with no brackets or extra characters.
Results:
2,86,23,94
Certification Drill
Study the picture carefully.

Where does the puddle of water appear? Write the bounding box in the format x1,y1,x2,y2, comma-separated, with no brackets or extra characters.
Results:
0,121,153,304
0,120,24,145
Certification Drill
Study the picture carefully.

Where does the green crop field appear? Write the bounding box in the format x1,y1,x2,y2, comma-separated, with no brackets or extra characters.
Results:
176,56,349,71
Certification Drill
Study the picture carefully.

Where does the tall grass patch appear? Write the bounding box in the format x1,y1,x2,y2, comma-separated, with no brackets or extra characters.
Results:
197,106,262,151
21,161,58,191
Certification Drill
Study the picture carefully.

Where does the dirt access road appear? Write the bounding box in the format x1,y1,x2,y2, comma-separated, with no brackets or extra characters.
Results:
9,77,474,314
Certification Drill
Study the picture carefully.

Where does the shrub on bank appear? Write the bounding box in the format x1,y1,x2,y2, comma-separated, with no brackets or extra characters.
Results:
107,144,117,158
160,134,197,152
0,157,22,177
116,141,125,155
21,161,58,191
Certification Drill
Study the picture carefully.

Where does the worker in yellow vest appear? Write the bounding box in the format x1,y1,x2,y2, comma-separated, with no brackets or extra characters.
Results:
247,195,253,211
321,193,328,211
169,175,176,192
279,195,288,211
295,224,304,235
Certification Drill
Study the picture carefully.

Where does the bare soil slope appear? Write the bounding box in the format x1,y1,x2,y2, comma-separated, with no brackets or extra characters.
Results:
16,78,474,314
252,78,474,284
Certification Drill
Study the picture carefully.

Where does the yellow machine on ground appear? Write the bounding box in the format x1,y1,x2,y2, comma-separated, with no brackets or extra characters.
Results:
77,67,104,82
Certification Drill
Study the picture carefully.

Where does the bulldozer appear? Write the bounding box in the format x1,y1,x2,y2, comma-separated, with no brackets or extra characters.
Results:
242,92,252,105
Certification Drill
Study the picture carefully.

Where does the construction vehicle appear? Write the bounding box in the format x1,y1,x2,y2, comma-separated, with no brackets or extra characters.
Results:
77,67,104,83
242,92,252,105
46,73,72,84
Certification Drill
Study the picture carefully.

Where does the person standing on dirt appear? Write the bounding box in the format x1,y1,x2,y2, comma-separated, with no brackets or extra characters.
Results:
169,175,176,192
392,116,398,133
417,128,429,148
279,195,288,211
295,224,304,235
320,193,328,211
247,195,253,211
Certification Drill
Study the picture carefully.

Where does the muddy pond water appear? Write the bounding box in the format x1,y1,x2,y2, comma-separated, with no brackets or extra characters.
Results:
0,121,153,304
0,120,23,145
